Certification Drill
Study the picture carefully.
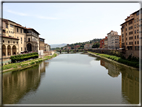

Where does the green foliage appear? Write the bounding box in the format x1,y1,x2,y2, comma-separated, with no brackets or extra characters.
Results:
92,43,100,48
89,52,139,68
30,62,35,65
21,64,28,67
10,52,39,63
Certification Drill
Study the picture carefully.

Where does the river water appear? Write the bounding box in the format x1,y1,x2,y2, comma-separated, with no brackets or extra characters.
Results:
2,53,139,104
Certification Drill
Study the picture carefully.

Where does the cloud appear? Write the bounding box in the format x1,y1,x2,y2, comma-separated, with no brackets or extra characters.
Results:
6,10,58,20
36,15,57,20
7,10,28,16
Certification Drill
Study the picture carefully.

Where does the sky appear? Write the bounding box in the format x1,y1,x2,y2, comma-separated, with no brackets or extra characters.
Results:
3,2,140,44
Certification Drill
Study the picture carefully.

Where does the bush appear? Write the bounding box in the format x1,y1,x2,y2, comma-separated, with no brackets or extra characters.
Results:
10,52,39,63
30,62,35,65
21,64,29,67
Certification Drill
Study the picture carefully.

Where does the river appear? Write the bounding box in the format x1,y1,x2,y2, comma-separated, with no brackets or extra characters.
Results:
2,53,139,104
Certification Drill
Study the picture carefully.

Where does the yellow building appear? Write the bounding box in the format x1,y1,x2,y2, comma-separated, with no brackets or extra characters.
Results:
2,18,40,58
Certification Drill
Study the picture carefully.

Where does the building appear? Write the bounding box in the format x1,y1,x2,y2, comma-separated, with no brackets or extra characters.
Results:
84,43,93,49
120,8,141,51
39,37,45,51
2,18,40,58
107,30,120,49
100,37,107,48
100,39,104,48
44,43,50,52
104,37,108,49
74,45,80,49
66,46,71,50
25,28,40,52
119,36,122,48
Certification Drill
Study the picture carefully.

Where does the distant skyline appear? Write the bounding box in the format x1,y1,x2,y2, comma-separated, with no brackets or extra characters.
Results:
3,2,140,44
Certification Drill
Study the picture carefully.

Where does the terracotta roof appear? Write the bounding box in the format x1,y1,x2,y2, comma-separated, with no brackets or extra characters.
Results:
26,28,40,35
120,18,134,26
2,36,19,40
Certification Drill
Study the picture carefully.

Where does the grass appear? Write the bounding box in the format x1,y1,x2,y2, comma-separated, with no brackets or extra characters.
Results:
88,51,139,68
2,53,57,71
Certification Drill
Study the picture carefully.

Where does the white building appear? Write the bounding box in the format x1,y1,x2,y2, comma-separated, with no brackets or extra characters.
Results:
107,30,120,49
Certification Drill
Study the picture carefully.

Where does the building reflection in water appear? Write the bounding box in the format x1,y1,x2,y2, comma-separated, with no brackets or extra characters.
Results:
100,59,120,77
100,58,139,104
2,61,49,104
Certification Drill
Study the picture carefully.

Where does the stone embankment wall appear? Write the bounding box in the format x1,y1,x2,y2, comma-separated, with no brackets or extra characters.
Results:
87,48,139,59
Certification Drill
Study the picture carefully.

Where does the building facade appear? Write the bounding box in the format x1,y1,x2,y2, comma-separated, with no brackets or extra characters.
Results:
107,30,120,49
2,18,40,58
121,9,141,51
104,37,108,49
84,44,93,49
39,37,45,51
44,43,50,52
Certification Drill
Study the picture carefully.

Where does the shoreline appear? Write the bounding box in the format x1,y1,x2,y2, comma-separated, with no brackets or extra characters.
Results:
2,53,58,73
87,51,139,70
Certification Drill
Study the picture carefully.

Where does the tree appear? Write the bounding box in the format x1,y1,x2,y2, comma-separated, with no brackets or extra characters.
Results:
92,43,100,48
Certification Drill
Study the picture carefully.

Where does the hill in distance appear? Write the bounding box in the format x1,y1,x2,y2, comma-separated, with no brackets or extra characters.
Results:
50,43,67,48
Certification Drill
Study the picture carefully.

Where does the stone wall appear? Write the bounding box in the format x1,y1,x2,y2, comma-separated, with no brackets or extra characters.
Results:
88,48,140,59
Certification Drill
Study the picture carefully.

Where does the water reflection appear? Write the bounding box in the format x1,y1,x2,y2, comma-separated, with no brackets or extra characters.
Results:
99,58,139,104
100,59,120,77
2,61,48,104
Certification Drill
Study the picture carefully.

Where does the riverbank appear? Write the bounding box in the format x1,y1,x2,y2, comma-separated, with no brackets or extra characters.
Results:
2,53,57,73
88,51,139,69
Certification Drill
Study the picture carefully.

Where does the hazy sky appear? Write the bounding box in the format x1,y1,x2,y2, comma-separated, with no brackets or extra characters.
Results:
3,2,140,44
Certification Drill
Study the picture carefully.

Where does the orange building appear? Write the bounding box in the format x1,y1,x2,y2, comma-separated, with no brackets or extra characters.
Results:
100,36,107,48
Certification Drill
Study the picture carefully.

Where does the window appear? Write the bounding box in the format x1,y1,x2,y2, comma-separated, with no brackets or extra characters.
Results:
126,33,127,36
25,47,26,50
3,40,4,43
21,37,22,44
135,41,136,44
135,30,136,34
137,18,138,22
13,41,15,43
28,38,30,42
10,24,13,27
137,35,139,39
129,37,133,40
24,38,26,42
21,29,22,33
129,26,133,30
135,19,136,23
137,41,139,44
126,38,127,40
129,21,132,25
8,41,10,43
129,31,133,35
137,24,138,27
126,28,127,31
136,11,139,16
6,24,8,28
129,42,133,45
17,28,18,32
21,47,22,51
17,42,18,44
135,36,136,39
137,30,139,33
